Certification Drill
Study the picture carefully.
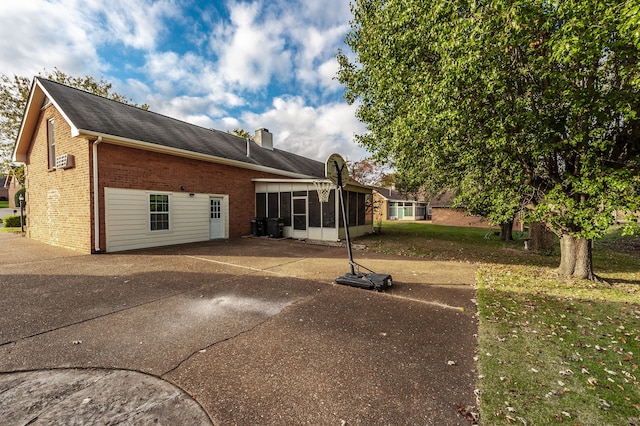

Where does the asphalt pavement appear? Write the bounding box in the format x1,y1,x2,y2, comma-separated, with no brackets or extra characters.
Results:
0,233,479,425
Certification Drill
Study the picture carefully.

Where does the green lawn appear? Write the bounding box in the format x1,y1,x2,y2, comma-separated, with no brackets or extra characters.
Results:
0,200,8,208
358,222,640,425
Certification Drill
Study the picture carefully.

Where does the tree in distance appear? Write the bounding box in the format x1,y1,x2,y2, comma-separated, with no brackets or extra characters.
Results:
0,68,149,178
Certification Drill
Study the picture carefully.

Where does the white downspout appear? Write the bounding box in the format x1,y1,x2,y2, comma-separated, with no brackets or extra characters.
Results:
93,136,103,252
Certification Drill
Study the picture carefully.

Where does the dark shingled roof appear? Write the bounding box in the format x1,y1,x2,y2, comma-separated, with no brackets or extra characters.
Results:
375,187,425,202
37,78,325,178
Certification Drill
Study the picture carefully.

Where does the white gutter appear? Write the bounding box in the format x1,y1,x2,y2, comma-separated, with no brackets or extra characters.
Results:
251,178,372,190
78,129,313,180
92,136,103,252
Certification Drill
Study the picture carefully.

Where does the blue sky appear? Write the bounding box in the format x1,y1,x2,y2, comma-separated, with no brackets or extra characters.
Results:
0,0,369,162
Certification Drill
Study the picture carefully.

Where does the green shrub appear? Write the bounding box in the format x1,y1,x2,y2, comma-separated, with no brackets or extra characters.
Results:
2,214,25,228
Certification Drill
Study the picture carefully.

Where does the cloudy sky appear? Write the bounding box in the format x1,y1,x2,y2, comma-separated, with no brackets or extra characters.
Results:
0,0,370,162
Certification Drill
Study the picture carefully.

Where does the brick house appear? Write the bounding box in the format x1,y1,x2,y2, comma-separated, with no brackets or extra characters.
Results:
0,175,7,202
13,78,371,253
373,187,428,222
429,190,497,228
3,172,23,209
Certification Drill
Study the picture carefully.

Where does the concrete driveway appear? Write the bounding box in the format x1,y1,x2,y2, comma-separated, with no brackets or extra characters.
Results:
0,233,479,425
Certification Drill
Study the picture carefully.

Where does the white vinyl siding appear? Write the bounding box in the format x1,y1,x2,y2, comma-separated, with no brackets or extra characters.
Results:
105,188,216,252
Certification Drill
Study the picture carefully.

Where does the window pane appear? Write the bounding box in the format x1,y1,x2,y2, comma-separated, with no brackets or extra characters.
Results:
149,194,169,231
405,205,413,216
47,119,55,169
211,199,221,219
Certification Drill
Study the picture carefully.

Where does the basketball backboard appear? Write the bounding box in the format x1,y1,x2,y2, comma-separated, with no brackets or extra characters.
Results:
325,153,349,187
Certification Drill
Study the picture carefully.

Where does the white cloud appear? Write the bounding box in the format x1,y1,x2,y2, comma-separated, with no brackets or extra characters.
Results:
0,1,104,77
67,0,179,50
0,0,371,162
211,1,291,89
240,96,368,162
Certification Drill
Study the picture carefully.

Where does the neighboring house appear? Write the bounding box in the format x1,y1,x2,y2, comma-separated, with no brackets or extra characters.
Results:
3,173,24,209
373,187,428,222
12,78,372,253
429,190,494,228
0,175,7,201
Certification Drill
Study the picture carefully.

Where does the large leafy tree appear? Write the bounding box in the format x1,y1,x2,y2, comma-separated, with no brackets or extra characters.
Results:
338,0,640,280
347,157,387,186
0,69,149,177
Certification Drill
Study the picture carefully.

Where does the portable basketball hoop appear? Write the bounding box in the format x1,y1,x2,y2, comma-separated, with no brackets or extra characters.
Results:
324,153,392,291
313,180,333,203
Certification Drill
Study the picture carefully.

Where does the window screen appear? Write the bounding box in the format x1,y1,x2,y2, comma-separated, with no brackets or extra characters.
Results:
309,193,320,227
322,189,336,228
268,193,279,218
255,193,267,218
280,192,291,226
348,191,358,225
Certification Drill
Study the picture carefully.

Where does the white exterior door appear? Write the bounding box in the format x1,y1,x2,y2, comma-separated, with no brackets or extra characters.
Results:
209,197,224,239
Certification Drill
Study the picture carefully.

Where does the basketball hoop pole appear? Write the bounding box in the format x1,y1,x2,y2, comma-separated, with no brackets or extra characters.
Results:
335,159,356,275
326,153,392,291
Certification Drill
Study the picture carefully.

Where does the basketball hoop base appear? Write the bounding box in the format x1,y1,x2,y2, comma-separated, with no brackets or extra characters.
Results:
335,272,392,292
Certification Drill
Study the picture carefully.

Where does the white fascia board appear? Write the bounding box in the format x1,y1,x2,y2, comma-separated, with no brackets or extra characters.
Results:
36,80,80,137
13,79,80,162
252,178,372,191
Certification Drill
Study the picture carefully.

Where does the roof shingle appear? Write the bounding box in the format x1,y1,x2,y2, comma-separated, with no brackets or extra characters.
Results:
37,78,325,178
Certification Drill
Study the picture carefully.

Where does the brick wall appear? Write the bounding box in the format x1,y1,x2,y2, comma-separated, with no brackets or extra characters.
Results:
25,105,313,253
430,207,497,228
93,143,289,251
24,105,93,252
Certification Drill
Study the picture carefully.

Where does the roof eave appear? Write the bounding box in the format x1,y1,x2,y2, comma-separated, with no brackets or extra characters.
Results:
79,130,316,179
13,78,79,162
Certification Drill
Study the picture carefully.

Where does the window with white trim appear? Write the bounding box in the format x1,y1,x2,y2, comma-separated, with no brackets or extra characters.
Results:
47,119,55,169
210,199,221,219
149,194,170,231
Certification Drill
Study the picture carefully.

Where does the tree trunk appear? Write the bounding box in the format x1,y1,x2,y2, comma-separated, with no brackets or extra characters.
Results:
573,238,594,280
558,234,595,280
500,221,514,241
558,234,576,276
529,222,555,252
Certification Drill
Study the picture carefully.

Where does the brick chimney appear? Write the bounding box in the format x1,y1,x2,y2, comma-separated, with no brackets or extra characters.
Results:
254,128,273,150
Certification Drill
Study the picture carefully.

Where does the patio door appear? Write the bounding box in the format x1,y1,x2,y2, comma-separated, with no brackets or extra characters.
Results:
209,197,224,239
292,196,307,238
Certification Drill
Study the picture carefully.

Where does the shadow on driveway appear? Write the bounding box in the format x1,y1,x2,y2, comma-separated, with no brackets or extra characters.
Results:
0,233,479,425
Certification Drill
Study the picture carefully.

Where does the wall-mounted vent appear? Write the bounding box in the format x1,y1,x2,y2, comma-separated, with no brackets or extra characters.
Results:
55,154,75,169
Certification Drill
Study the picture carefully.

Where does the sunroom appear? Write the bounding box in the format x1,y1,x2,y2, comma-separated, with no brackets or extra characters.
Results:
253,179,373,241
